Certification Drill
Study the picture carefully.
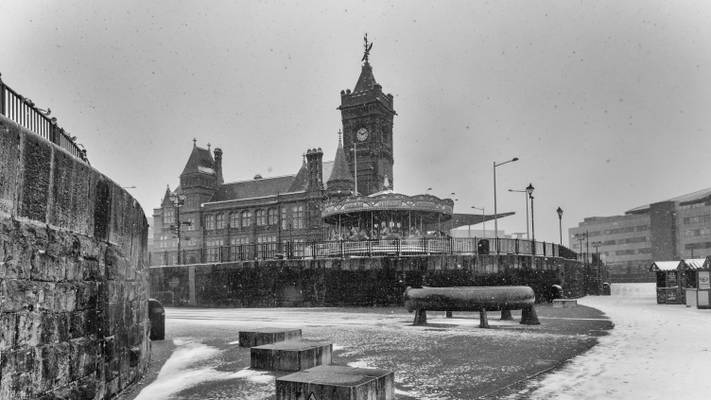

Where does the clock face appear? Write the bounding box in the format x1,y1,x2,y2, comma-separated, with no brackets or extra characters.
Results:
356,128,369,142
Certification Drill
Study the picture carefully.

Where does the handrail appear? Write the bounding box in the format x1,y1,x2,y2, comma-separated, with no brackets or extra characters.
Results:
150,237,579,266
0,73,88,162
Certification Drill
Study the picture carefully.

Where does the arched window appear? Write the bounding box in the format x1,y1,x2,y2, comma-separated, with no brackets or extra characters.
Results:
256,209,267,226
241,210,253,227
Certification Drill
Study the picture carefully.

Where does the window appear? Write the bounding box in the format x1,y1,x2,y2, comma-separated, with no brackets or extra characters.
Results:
183,216,194,231
206,239,223,262
215,213,225,229
256,209,267,226
292,205,304,229
230,213,240,229
163,208,175,225
281,207,289,229
205,215,215,230
268,208,278,225
241,210,253,227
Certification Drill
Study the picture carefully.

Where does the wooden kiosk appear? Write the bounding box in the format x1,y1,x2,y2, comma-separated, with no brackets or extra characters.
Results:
650,261,684,304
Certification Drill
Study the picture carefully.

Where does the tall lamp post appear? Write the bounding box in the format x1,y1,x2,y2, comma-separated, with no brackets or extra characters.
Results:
556,207,564,245
508,188,530,239
526,183,535,255
169,194,186,264
493,157,519,252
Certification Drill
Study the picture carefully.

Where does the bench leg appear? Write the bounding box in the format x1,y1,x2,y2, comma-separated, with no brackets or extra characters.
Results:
520,305,540,325
445,311,453,318
413,309,427,325
479,309,490,328
500,309,513,320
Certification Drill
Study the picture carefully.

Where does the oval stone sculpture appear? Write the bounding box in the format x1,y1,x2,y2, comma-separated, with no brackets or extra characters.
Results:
403,286,540,327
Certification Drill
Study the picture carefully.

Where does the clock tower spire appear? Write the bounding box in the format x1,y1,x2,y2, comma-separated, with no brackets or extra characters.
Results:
338,35,397,196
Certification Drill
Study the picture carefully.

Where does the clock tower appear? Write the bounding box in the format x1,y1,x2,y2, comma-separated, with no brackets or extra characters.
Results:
338,35,396,196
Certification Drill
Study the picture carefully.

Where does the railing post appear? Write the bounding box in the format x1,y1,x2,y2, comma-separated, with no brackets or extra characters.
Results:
368,239,372,257
0,73,5,116
340,240,344,258
397,239,401,257
313,241,318,259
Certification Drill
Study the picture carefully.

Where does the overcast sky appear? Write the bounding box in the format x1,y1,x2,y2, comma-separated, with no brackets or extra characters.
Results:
2,0,710,246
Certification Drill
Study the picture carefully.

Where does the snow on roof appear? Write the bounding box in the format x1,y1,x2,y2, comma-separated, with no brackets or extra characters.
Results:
197,166,215,174
681,258,706,270
649,261,681,272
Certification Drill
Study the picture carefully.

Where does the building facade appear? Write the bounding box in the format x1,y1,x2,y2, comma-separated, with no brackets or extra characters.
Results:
150,46,397,265
569,187,711,282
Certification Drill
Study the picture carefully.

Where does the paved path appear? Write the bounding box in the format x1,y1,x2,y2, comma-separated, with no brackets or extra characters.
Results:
512,283,711,400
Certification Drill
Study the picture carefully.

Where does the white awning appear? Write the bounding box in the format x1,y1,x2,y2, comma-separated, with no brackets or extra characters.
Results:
650,261,681,272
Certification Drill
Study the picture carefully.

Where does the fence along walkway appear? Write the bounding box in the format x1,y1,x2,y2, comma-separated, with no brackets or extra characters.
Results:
151,237,577,266
0,74,87,162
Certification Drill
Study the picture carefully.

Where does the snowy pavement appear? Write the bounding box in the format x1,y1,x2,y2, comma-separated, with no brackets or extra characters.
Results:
511,283,711,400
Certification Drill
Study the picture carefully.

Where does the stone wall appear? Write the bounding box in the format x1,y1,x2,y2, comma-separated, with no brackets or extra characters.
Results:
0,115,150,399
150,254,589,308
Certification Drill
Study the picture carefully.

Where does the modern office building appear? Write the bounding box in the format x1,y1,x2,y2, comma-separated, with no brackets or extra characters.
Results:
569,187,711,282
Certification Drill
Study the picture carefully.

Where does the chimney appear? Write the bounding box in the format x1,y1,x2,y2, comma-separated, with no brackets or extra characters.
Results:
305,148,324,192
213,147,223,184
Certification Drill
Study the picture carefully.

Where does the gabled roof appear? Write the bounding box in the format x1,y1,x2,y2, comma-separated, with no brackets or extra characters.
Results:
161,185,173,206
353,62,378,93
649,261,681,272
681,258,706,271
209,175,296,202
288,162,308,192
181,145,215,176
327,140,354,185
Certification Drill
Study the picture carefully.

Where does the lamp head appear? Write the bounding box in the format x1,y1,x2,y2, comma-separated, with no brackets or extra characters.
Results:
556,207,563,217
512,157,519,162
526,183,534,195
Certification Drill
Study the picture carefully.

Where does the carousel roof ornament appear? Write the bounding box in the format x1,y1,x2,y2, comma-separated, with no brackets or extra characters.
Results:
322,191,454,225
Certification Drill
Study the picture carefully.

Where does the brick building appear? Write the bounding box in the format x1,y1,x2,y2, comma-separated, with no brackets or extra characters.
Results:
150,44,398,265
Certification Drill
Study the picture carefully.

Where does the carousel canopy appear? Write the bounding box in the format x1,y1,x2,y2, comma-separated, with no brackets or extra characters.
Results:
322,192,454,225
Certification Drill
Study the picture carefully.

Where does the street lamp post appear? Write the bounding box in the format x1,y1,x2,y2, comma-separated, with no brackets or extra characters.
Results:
526,183,535,255
556,207,564,245
493,157,519,253
508,188,530,239
169,194,186,264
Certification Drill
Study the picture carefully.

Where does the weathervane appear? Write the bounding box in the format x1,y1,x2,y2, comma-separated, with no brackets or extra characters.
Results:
361,33,373,63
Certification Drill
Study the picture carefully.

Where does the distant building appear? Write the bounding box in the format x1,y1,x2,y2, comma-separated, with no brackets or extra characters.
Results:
570,187,711,282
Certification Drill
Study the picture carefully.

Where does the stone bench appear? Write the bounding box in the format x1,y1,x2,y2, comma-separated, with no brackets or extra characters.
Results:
276,365,394,400
251,340,332,371
238,328,302,347
552,299,578,308
404,286,540,328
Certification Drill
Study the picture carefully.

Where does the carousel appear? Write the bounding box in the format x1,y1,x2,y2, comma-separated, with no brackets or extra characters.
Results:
316,190,459,256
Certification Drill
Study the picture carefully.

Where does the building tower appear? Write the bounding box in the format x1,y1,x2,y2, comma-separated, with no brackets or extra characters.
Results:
179,140,220,212
327,133,355,199
338,34,397,196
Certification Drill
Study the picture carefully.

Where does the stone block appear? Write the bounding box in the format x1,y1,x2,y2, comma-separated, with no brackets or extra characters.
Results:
0,312,16,350
276,365,395,400
0,119,20,215
19,132,52,222
239,328,302,347
251,340,331,371
552,299,577,308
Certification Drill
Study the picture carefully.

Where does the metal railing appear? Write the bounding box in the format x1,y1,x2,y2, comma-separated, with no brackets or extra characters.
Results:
0,74,88,162
151,237,577,266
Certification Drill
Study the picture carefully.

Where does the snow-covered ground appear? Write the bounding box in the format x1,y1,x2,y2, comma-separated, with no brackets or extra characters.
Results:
511,283,711,400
